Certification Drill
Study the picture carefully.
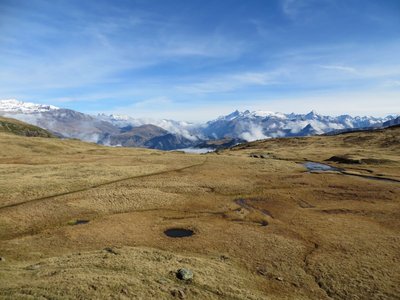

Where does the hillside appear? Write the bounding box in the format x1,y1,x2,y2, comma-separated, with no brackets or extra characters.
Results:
0,127,399,299
0,116,54,138
107,124,193,149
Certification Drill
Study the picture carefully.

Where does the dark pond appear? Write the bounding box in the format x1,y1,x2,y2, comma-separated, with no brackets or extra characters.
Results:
164,228,194,238
303,162,342,172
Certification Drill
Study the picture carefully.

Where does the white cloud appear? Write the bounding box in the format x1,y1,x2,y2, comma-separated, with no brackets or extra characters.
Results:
319,65,358,74
240,124,269,141
176,71,281,94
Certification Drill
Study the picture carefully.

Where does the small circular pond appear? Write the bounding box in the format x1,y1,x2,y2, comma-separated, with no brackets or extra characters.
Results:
164,228,194,238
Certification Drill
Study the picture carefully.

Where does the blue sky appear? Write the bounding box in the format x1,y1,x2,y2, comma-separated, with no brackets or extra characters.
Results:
0,0,399,121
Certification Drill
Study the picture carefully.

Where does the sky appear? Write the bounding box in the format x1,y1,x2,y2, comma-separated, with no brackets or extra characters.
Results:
0,0,399,121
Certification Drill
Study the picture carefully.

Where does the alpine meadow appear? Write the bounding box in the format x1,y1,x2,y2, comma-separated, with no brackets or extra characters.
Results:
0,1,399,299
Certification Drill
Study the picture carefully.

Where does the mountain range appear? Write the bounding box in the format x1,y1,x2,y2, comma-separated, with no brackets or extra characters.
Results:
0,99,397,150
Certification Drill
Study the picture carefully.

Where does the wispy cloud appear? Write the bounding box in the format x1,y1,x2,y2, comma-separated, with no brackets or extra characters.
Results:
176,71,282,94
319,65,358,74
132,96,172,108
0,1,245,97
1,0,399,120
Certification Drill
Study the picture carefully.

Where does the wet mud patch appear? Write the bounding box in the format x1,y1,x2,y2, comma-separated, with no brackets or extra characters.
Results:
297,199,315,208
326,156,361,164
326,155,393,165
235,198,273,217
164,228,194,238
231,219,269,227
67,219,90,226
320,209,365,215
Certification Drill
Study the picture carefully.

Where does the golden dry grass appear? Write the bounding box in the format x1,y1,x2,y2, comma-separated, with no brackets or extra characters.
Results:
0,127,399,299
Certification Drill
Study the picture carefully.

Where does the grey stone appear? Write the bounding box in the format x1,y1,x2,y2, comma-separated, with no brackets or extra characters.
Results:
176,268,193,281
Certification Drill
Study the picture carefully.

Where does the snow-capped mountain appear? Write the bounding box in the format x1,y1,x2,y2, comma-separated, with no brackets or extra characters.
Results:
0,99,197,149
0,99,59,113
202,110,396,141
0,100,119,142
0,99,397,149
383,116,400,127
97,113,199,141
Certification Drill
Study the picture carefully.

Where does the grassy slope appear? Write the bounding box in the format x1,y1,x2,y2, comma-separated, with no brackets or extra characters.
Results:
0,127,399,299
226,126,400,179
0,116,54,138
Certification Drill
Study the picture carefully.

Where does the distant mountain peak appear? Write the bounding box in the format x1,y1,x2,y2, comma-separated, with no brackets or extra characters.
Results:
299,123,321,136
98,113,131,121
305,110,320,119
0,99,59,113
218,110,241,121
217,109,287,121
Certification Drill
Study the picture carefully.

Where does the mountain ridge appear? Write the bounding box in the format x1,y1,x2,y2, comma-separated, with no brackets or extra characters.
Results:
0,99,397,150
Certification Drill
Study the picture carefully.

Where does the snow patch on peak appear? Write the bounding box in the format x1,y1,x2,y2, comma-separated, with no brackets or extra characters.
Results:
0,99,59,113
304,110,320,119
217,110,241,121
105,114,131,121
250,110,287,119
216,109,287,121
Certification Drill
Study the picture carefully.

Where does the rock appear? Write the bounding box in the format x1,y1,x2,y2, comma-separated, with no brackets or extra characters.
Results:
0,257,5,262
276,276,284,281
176,268,193,281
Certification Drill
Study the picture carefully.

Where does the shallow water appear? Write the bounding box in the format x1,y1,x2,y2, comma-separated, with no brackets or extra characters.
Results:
164,228,194,238
176,147,215,154
303,162,342,172
303,162,399,183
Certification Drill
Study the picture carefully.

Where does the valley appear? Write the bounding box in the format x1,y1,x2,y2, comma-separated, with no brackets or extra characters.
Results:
0,118,399,299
